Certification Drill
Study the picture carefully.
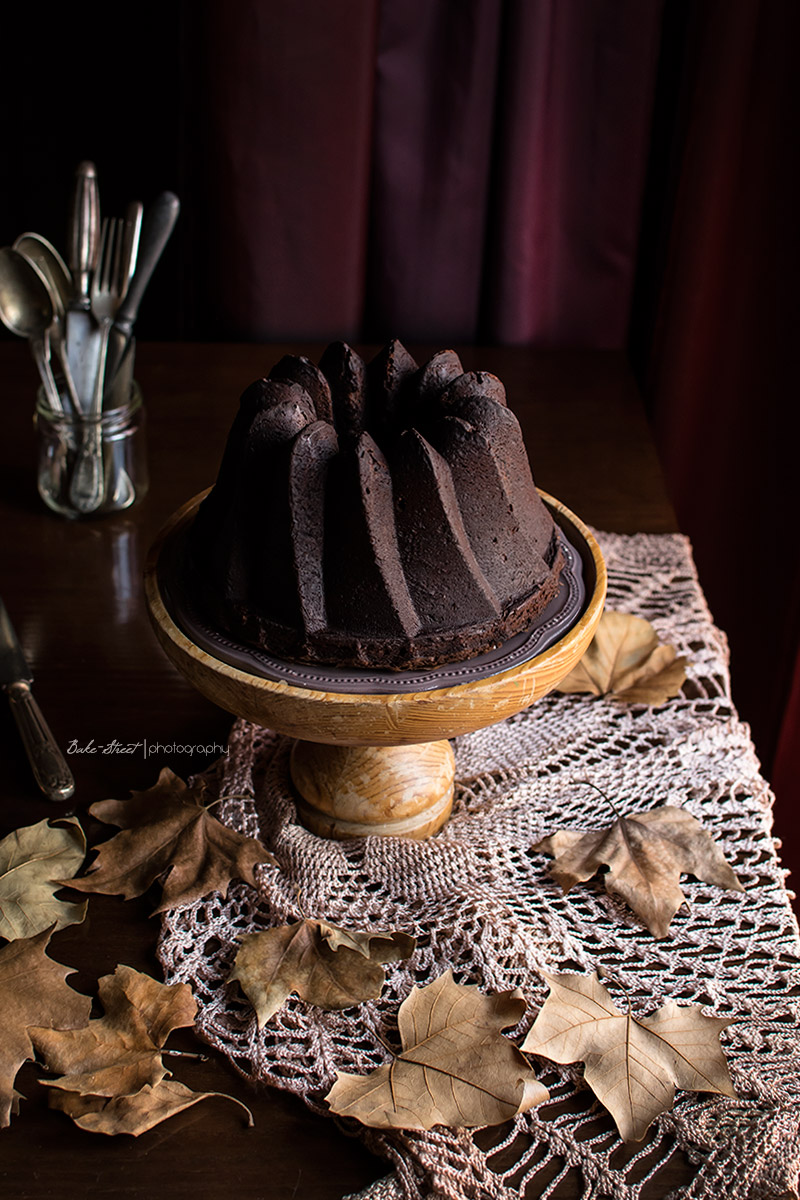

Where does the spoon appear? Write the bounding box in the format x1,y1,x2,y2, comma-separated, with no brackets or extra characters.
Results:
0,246,65,414
12,233,72,311
13,233,80,413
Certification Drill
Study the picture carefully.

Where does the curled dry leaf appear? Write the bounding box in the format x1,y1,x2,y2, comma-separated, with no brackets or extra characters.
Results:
48,1079,253,1137
535,803,743,938
0,928,91,1127
326,970,548,1131
230,919,415,1026
556,610,686,704
32,964,252,1135
0,817,87,942
31,964,197,1098
64,767,275,912
522,971,736,1141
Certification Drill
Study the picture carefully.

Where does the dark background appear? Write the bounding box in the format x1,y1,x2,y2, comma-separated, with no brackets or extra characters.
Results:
1,0,797,866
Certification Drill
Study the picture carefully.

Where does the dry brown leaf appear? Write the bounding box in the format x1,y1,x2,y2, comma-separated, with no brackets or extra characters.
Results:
556,610,687,704
535,802,743,938
31,964,197,1098
326,970,548,1130
522,971,736,1141
48,1079,253,1136
230,919,415,1026
0,818,87,942
64,767,275,912
0,928,91,1127
33,964,252,1136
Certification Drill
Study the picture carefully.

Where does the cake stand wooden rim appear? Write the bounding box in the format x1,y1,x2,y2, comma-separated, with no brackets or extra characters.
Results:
144,490,606,744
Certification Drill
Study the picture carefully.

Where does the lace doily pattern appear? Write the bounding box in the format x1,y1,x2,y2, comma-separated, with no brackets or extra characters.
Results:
158,533,800,1200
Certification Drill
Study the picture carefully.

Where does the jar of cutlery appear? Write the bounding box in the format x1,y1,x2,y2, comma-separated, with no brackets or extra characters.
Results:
34,380,148,518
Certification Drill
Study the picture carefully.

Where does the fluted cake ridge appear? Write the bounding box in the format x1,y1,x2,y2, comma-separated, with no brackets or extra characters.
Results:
188,340,564,670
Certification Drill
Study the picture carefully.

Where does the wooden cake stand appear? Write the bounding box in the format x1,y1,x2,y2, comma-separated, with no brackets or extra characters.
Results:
144,493,606,840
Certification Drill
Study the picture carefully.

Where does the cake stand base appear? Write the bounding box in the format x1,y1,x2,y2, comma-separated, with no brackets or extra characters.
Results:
289,739,455,840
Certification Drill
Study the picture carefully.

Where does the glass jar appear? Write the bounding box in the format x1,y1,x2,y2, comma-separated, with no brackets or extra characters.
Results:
35,381,148,518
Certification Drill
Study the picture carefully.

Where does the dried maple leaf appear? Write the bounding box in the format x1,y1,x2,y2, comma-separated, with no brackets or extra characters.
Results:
534,799,743,938
230,919,416,1026
31,964,197,1098
48,1079,253,1136
326,970,548,1130
556,610,686,704
33,965,253,1136
0,928,91,1127
0,817,87,942
522,971,736,1141
64,767,275,912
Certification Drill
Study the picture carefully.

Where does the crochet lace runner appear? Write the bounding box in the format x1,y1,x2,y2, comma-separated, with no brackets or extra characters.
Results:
158,532,800,1200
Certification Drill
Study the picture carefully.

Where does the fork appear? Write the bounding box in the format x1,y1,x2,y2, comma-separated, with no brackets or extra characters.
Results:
69,218,125,514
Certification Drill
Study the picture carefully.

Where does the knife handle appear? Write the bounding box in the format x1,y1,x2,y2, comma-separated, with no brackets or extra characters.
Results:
67,161,100,307
6,681,75,801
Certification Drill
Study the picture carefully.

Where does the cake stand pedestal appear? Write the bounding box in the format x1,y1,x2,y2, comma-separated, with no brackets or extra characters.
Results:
144,494,606,840
289,741,457,839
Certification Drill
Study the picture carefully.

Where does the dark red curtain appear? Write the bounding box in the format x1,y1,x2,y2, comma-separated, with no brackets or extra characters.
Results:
194,0,664,346
195,1,379,340
646,0,799,857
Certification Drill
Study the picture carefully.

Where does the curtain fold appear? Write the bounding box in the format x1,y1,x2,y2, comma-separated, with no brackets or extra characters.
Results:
485,0,664,346
646,0,799,793
197,0,662,347
197,0,379,340
365,0,503,340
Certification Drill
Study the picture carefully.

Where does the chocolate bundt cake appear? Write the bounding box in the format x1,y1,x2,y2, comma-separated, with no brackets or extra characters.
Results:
188,340,564,670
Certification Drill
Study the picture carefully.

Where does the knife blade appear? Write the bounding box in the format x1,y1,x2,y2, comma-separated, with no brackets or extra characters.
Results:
0,598,74,801
66,160,101,411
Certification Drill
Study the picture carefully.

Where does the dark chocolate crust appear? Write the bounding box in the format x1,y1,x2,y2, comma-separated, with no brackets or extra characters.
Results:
189,340,565,671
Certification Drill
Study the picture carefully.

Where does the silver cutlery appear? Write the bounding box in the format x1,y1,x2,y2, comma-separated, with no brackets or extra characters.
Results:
104,191,180,388
100,200,142,402
10,163,178,517
119,201,143,297
12,232,72,310
69,217,127,514
13,232,80,414
65,161,101,409
0,246,65,415
0,596,74,801
67,160,100,301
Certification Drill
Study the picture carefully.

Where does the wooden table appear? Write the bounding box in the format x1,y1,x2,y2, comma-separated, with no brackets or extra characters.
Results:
0,342,679,1199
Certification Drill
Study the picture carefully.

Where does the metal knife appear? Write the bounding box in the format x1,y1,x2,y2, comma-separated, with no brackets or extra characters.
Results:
65,160,101,411
67,160,100,304
0,597,74,801
104,191,181,387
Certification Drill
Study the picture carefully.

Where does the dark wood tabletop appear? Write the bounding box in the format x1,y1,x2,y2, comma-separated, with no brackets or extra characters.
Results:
0,341,679,1199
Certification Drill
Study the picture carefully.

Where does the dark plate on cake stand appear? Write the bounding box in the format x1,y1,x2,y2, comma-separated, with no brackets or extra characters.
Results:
144,491,606,839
